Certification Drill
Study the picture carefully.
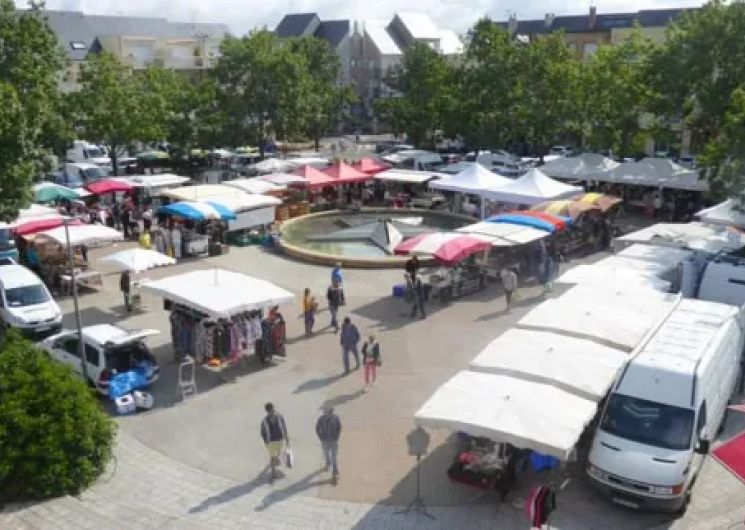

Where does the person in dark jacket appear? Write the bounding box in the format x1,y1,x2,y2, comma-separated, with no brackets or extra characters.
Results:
339,317,361,373
260,402,289,483
410,276,426,319
405,255,419,282
120,270,132,312
315,406,342,482
326,283,343,332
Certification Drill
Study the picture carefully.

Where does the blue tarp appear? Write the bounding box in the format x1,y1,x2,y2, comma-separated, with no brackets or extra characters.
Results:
159,201,236,221
486,213,571,233
108,362,153,399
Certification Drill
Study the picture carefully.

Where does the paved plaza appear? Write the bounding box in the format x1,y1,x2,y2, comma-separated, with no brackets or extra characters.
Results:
2,243,745,529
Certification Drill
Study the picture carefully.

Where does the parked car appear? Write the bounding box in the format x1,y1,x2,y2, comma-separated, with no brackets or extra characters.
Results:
677,155,697,169
549,145,575,157
0,264,61,340
41,324,160,395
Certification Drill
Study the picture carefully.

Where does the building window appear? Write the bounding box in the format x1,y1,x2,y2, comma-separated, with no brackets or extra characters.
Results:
70,41,86,50
583,42,599,59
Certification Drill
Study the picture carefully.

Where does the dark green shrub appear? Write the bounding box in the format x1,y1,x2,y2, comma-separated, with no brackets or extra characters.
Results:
0,330,115,502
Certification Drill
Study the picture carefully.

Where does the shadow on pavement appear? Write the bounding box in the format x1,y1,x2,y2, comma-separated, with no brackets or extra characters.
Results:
188,467,270,514
293,373,345,394
322,388,365,409
254,468,329,511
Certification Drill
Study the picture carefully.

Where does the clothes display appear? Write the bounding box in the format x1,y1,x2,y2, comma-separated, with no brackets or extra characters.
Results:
169,304,263,365
525,484,556,529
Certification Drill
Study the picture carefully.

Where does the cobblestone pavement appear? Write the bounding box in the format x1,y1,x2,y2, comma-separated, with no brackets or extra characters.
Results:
2,243,745,529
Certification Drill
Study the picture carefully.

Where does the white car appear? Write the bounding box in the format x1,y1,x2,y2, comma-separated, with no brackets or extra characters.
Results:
549,145,575,157
0,264,61,339
42,324,160,395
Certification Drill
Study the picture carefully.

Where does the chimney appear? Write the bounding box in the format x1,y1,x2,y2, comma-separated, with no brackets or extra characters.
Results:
508,14,518,34
589,6,597,28
544,13,555,28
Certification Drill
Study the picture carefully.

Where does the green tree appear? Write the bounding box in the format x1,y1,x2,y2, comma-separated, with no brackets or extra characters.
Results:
375,42,455,148
579,31,652,156
456,20,523,149
0,0,66,220
700,87,745,199
72,53,172,174
288,37,355,151
0,330,115,502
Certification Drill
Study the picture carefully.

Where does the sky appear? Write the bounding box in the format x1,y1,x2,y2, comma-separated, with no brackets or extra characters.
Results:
19,0,705,35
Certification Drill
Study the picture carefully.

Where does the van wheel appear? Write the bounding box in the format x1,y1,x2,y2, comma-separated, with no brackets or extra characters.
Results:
676,490,691,517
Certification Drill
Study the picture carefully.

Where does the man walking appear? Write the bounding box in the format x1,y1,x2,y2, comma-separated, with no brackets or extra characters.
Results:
315,406,342,483
260,402,289,483
120,270,132,313
339,317,361,374
500,268,518,312
327,282,343,332
331,262,345,305
410,276,426,319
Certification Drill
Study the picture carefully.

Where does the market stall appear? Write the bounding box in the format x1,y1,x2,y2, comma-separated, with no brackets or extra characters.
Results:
99,248,176,309
158,201,235,256
353,157,392,175
222,178,287,195
429,163,513,219
373,169,450,207
112,174,191,208
484,168,583,206
395,232,491,302
140,269,294,368
539,153,619,181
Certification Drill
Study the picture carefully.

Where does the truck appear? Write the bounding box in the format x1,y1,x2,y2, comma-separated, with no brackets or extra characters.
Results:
65,141,135,174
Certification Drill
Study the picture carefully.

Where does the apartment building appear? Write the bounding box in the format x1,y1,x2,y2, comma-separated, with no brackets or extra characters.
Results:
498,7,692,60
42,10,229,91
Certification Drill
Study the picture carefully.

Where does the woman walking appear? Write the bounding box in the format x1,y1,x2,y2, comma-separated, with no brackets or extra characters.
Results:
303,287,317,335
362,335,381,392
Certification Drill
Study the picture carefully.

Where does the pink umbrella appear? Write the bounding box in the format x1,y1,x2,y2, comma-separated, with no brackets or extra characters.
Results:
86,179,133,195
14,216,81,236
322,162,372,184
394,232,492,265
353,157,392,175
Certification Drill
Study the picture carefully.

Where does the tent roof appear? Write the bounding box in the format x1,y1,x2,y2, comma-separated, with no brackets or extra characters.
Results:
161,184,242,201
429,162,512,196
484,168,583,205
322,162,371,183
205,194,281,213
35,224,123,247
414,371,597,460
518,284,678,351
696,199,745,229
258,172,309,186
354,157,392,174
293,165,337,188
600,157,705,190
222,178,286,194
540,153,619,180
470,328,628,401
557,264,672,292
112,174,190,189
374,169,449,184
456,221,549,246
140,269,294,318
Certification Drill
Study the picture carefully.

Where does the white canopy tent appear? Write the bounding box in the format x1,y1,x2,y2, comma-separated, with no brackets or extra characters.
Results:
614,222,743,252
414,371,597,461
470,328,628,401
160,184,244,202
518,285,678,351
456,221,549,246
250,158,295,174
140,268,294,319
557,264,672,292
258,173,309,186
221,178,286,195
374,169,450,184
113,174,190,189
540,153,619,180
696,199,745,229
429,163,513,219
600,157,707,191
484,168,583,206
99,248,176,272
35,224,124,247
206,194,281,213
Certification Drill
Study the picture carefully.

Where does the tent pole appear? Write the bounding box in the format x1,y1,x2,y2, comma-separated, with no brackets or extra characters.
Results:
480,196,485,220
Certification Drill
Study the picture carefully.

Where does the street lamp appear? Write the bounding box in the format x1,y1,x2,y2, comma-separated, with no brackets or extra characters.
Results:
63,219,89,384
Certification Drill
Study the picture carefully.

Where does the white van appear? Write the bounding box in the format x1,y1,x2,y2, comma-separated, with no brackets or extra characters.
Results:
587,299,744,513
0,265,62,340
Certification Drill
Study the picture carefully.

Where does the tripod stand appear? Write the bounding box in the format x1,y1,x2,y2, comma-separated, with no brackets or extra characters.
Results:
396,454,435,519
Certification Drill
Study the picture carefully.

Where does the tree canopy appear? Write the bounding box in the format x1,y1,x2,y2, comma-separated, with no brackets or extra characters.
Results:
0,0,65,221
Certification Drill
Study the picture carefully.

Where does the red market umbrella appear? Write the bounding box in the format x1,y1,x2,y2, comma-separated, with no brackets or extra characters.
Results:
394,232,491,265
292,165,336,189
86,179,133,195
323,162,372,184
353,158,392,176
14,216,80,236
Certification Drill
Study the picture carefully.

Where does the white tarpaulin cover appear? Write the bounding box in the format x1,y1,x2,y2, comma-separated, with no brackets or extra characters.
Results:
36,224,123,247
374,169,449,184
206,194,281,213
616,244,693,268
540,153,619,180
99,248,176,272
518,285,677,351
429,163,512,196
484,168,583,205
470,328,628,401
696,200,745,229
600,158,707,191
414,371,597,460
114,174,190,189
250,158,295,174
259,173,309,186
140,269,294,318
456,221,549,246
161,184,244,202
616,222,727,249
222,178,286,194
557,264,672,292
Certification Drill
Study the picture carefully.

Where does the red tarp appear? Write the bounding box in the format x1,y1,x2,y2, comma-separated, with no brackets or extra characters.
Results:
292,165,337,189
353,158,392,175
394,232,491,265
323,162,372,184
14,217,81,236
712,431,745,485
86,179,133,195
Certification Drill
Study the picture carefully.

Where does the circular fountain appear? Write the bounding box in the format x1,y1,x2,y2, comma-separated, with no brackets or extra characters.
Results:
279,208,475,268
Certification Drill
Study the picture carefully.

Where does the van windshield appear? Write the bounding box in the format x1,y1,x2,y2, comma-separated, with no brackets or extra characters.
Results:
5,285,50,307
600,393,695,451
